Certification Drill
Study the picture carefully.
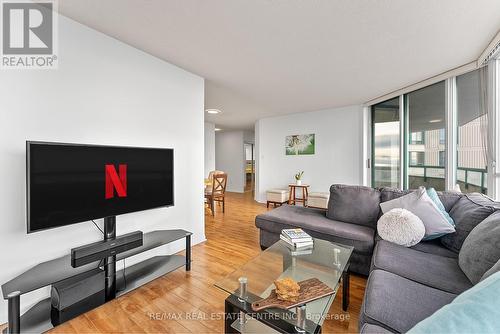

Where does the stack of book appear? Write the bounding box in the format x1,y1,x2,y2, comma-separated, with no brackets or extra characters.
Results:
280,228,313,250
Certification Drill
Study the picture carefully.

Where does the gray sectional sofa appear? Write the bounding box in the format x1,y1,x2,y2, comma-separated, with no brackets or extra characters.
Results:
255,184,500,333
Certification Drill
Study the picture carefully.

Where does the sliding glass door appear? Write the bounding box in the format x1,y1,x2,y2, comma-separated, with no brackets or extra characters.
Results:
369,68,492,194
406,81,446,191
371,97,400,188
456,69,488,194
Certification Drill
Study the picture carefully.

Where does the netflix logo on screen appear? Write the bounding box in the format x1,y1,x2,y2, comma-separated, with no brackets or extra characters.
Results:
105,164,127,199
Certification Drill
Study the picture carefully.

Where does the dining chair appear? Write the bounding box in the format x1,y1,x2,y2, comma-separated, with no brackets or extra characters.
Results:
205,170,224,189
205,173,227,216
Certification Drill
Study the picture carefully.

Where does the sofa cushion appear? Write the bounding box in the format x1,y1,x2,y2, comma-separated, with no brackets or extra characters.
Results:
409,239,458,258
459,211,500,284
380,187,455,240
379,187,412,203
408,271,500,334
372,240,472,294
361,270,456,333
436,191,462,212
481,258,500,282
327,184,380,227
359,323,395,334
441,194,498,253
255,205,375,254
376,233,457,258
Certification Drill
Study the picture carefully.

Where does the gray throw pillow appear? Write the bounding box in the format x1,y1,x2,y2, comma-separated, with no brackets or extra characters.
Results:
327,184,380,227
436,191,463,212
459,211,500,284
480,258,500,282
380,187,455,240
380,188,462,211
379,187,412,203
441,194,497,253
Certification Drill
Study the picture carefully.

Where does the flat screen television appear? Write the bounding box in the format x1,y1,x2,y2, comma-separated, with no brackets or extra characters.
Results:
27,141,174,233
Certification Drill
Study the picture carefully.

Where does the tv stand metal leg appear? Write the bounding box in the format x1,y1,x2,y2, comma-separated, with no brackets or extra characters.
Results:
104,216,117,301
7,291,21,334
186,234,191,271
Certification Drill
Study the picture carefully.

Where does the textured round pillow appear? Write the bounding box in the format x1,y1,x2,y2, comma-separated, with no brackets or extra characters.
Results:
377,208,425,247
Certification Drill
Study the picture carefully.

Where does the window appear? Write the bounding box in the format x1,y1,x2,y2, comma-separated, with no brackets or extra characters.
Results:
372,97,400,188
409,132,424,144
439,128,445,145
410,151,425,166
369,66,497,198
456,69,488,194
406,81,446,190
439,151,445,167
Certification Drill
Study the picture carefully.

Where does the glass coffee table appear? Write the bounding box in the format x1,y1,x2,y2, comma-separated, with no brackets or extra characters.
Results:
215,238,353,333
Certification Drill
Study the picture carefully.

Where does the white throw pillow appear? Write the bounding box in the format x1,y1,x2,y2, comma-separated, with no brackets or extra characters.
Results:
380,187,455,239
377,208,425,247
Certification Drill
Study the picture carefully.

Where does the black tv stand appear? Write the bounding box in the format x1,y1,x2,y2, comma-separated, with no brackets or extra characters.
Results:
1,225,192,334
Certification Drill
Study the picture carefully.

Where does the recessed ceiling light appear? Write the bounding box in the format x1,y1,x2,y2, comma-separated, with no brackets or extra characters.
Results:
429,119,442,123
215,128,221,131
206,109,222,114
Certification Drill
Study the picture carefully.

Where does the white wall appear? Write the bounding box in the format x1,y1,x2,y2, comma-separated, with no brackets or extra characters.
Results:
0,14,205,322
215,131,245,192
204,122,216,177
255,105,364,202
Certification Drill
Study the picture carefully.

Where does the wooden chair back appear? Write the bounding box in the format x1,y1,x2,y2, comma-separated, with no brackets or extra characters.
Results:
211,173,227,197
208,170,225,180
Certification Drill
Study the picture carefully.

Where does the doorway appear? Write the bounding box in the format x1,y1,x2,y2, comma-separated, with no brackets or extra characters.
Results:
244,143,255,192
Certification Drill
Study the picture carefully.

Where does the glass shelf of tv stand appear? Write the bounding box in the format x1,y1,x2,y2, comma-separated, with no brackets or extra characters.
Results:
1,229,191,298
117,229,191,260
1,229,191,334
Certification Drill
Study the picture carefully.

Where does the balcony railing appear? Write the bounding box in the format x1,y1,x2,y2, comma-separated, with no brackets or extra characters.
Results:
373,165,487,193
408,165,487,193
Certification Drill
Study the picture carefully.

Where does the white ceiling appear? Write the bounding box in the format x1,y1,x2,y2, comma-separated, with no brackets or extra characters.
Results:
56,0,500,130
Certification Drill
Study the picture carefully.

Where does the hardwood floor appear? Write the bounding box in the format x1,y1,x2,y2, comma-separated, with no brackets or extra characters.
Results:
47,191,366,333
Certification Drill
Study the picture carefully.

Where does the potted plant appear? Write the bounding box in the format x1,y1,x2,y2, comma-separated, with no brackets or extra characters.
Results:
294,171,304,185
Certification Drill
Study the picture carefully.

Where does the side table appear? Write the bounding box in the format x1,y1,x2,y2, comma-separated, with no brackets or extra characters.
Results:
288,184,310,206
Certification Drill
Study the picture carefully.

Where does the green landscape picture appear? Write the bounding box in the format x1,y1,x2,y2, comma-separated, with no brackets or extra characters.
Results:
285,134,315,155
